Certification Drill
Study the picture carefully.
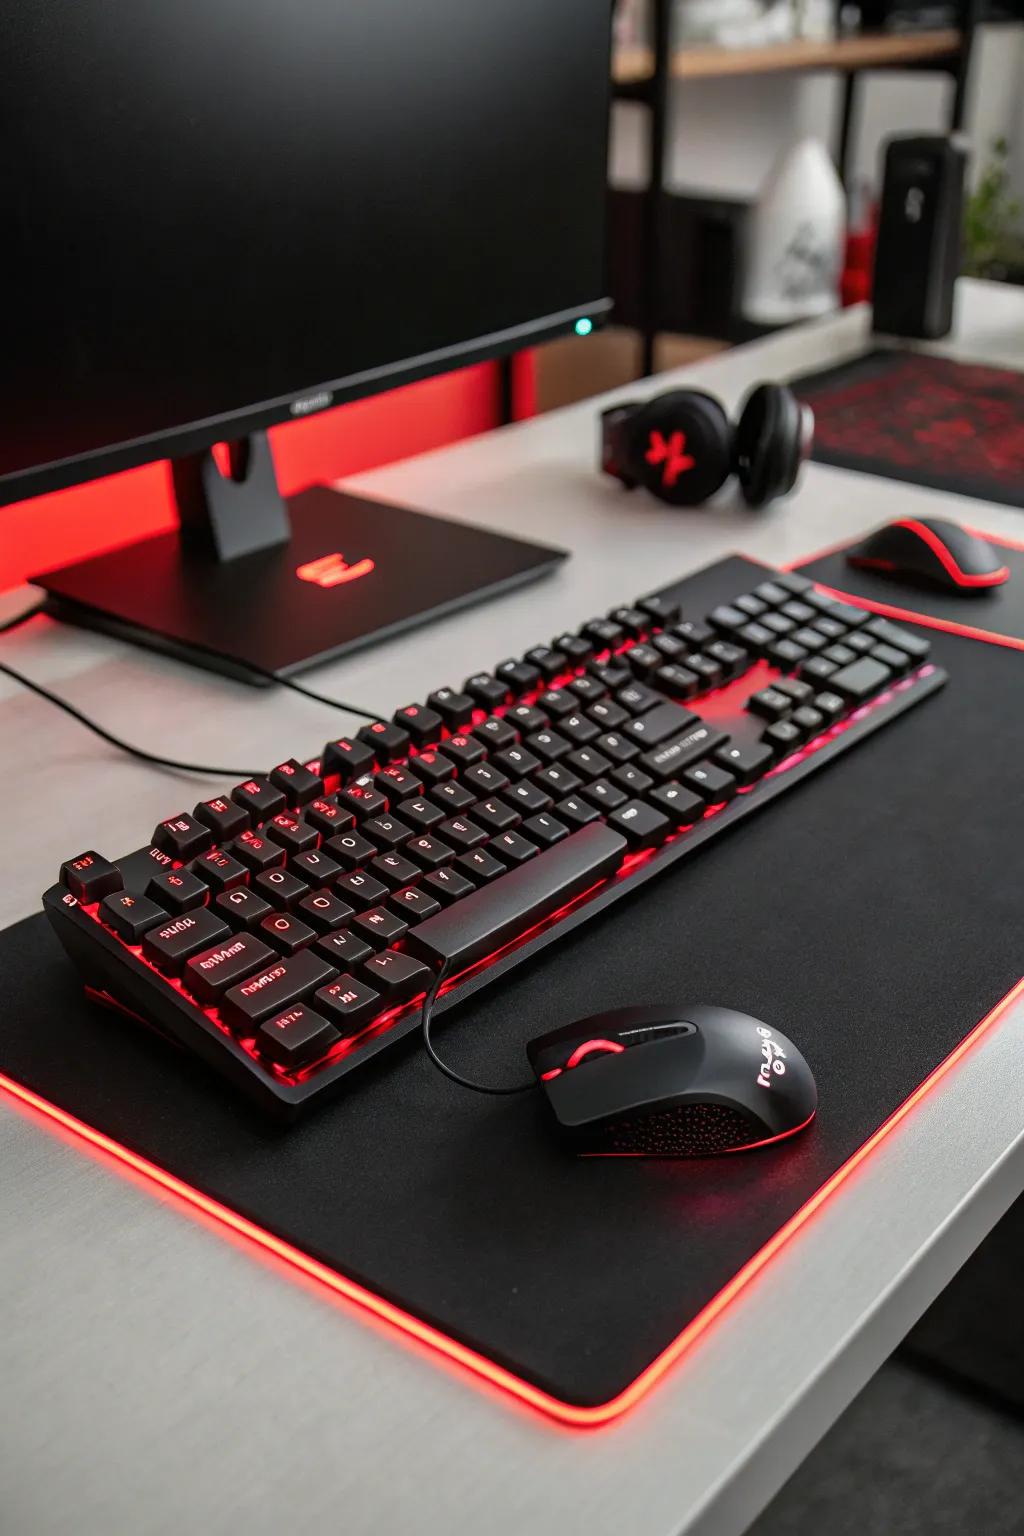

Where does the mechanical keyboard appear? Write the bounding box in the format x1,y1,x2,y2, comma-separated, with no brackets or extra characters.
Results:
44,557,945,1120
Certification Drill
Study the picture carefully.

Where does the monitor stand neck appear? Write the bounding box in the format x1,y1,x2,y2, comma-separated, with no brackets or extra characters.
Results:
171,431,291,562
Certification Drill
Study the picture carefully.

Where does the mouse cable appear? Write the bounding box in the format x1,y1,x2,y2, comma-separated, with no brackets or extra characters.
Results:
420,959,536,1096
236,659,377,720
0,600,260,776
0,599,377,775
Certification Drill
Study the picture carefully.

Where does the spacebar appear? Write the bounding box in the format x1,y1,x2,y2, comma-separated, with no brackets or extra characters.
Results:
405,823,627,973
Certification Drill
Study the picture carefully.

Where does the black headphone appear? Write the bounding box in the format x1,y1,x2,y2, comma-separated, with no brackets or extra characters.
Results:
600,382,814,510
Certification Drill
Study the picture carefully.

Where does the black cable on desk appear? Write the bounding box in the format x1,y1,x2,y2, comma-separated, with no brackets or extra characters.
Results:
420,959,536,1096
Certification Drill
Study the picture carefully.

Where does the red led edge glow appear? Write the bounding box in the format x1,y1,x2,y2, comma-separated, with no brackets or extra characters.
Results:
2,975,1022,1429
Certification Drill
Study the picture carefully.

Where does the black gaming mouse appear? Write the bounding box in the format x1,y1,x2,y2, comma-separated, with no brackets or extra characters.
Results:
847,517,1009,593
527,1005,817,1156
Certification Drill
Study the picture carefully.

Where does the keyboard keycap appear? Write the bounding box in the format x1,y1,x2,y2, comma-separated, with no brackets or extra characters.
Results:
298,889,356,933
221,949,339,1032
464,673,508,710
866,617,930,659
490,829,540,866
259,912,317,956
232,778,287,823
186,932,276,1002
406,834,456,870
143,907,231,975
358,720,410,762
291,849,342,889
521,813,569,848
655,664,699,701
427,689,475,731
369,853,422,890
414,751,456,787
316,929,374,969
315,975,381,1034
871,642,911,675
747,687,792,721
764,719,802,755
555,794,601,828
194,796,250,841
323,737,376,783
608,799,671,850
266,814,318,855
648,782,705,826
335,871,389,910
255,1004,340,1069
325,831,377,870
153,814,212,861
406,823,626,972
681,761,737,804
639,721,727,780
624,702,698,747
391,886,443,923
215,887,273,931
254,868,309,911
705,640,749,680
269,760,323,806
393,704,443,747
376,765,424,801
813,690,846,724
472,799,521,834
583,777,628,812
830,657,892,703
422,867,476,904
232,829,286,874
148,867,209,914
353,906,409,949
712,741,774,786
99,891,168,943
362,949,432,1003
338,782,389,819
61,851,123,903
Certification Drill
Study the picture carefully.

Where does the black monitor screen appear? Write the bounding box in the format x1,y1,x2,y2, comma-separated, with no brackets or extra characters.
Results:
3,0,611,502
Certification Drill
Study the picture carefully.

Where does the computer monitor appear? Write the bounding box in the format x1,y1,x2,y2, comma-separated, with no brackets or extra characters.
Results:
4,1,612,680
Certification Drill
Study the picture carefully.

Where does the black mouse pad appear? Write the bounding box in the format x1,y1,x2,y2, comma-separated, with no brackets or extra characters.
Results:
1,622,1021,1422
789,349,1024,508
796,527,1024,651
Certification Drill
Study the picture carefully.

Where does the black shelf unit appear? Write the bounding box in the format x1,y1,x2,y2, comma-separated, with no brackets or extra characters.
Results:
613,0,983,375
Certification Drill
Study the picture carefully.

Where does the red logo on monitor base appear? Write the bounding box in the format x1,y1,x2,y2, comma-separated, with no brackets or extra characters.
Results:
645,429,694,488
295,553,376,589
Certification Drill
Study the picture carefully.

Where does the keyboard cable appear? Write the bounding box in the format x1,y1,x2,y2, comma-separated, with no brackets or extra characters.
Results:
420,958,536,1095
0,600,375,777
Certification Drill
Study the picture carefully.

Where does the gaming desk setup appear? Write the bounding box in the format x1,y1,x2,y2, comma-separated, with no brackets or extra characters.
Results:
3,0,1023,1507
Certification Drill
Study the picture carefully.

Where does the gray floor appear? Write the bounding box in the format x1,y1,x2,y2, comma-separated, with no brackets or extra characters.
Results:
748,1359,1024,1536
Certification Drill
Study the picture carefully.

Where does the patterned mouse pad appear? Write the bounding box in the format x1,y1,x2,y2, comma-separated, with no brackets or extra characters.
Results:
790,349,1024,508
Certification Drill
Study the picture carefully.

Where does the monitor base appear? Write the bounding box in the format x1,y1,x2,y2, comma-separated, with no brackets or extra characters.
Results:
33,484,567,684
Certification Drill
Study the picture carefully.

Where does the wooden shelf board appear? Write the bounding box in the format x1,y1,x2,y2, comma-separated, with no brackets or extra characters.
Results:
613,29,962,85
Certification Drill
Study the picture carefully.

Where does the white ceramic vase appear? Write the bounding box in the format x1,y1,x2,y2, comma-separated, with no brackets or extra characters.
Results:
742,137,846,325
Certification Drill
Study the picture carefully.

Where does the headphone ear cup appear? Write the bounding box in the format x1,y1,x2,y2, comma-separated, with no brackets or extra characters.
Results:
625,390,733,507
734,383,808,509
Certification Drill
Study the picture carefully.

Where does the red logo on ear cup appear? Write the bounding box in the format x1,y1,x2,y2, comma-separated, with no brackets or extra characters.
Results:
645,429,695,488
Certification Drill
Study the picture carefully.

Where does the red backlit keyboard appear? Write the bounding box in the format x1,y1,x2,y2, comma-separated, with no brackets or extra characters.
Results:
44,559,945,1120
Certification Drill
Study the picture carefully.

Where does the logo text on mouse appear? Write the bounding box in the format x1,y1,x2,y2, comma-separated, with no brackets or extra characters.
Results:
755,1025,787,1089
295,553,376,589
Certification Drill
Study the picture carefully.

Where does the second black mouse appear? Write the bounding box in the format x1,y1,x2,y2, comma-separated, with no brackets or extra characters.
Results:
527,1005,817,1156
847,517,1009,593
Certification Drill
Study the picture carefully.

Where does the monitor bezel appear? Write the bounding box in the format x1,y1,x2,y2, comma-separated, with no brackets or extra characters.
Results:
1,298,613,508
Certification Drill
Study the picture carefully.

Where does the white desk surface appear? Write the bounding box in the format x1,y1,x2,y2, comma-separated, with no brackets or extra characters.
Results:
2,281,1023,1536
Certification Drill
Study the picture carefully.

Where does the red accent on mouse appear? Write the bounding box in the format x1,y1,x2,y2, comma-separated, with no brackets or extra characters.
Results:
528,1005,817,1157
847,518,1010,593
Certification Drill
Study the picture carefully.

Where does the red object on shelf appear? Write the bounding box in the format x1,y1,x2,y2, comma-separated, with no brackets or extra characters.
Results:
1,362,505,591
841,189,878,308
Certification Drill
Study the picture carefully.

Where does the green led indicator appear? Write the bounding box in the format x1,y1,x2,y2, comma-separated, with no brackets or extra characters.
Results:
574,317,593,336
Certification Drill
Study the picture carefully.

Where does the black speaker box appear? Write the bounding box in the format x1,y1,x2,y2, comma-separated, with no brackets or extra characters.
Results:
872,134,968,340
